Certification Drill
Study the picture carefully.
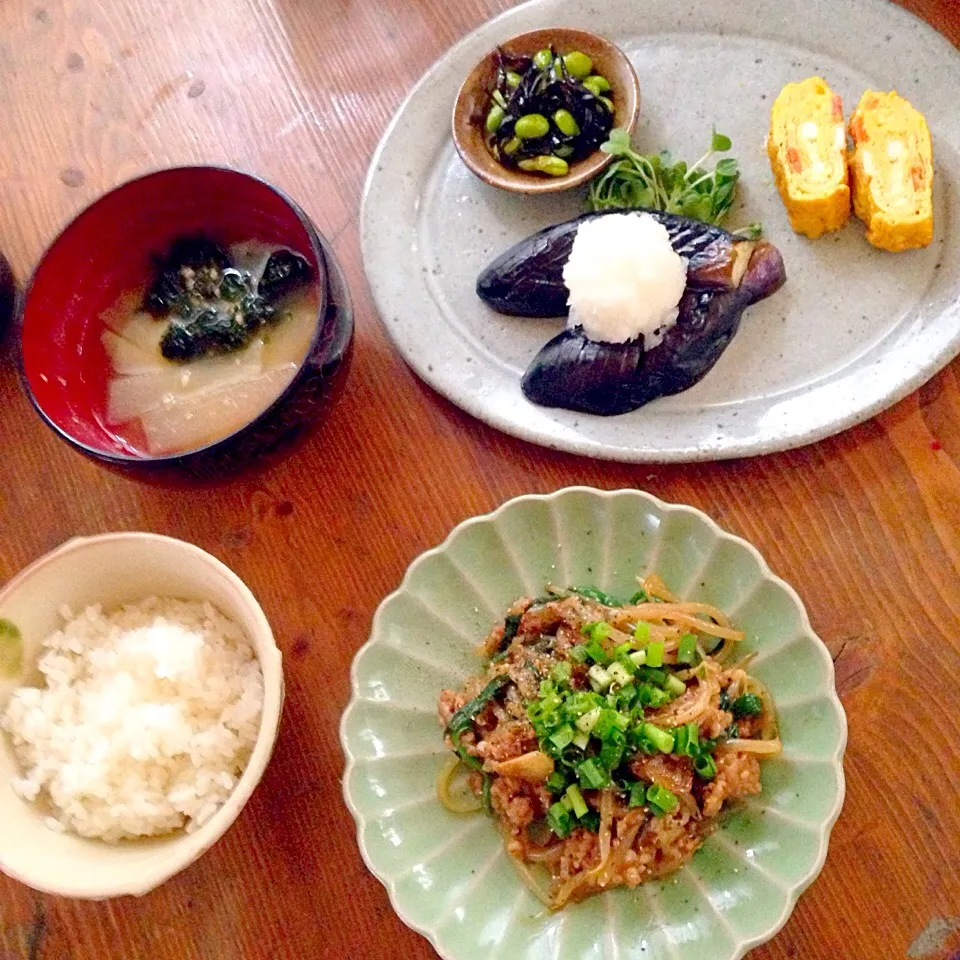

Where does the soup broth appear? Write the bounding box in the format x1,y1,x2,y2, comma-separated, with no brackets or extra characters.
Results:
101,240,318,456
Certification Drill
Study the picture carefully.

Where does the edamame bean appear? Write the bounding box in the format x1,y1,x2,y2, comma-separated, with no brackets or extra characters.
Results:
599,96,614,113
505,70,522,88
533,48,553,70
518,155,570,177
514,113,550,139
582,74,611,95
562,50,593,79
501,137,521,156
485,104,505,134
552,109,580,137
554,144,575,158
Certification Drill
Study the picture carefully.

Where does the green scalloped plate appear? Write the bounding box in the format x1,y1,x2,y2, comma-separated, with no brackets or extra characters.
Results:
341,488,847,959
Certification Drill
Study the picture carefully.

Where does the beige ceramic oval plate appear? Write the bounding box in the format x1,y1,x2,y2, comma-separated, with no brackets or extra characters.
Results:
362,0,960,462
452,27,641,194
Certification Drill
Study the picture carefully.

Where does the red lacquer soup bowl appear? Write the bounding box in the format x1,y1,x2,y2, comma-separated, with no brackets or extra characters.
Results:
18,167,352,473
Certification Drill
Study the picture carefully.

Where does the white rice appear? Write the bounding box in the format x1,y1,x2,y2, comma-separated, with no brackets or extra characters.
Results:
1,597,263,843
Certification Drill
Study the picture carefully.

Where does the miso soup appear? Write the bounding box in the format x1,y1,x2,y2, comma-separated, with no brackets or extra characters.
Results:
101,236,318,456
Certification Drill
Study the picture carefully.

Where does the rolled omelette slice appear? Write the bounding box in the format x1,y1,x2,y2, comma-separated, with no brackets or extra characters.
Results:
848,90,933,252
768,77,850,238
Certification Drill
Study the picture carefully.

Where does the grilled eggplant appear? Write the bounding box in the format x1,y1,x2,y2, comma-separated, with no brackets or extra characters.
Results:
521,242,785,414
476,209,761,318
475,210,786,416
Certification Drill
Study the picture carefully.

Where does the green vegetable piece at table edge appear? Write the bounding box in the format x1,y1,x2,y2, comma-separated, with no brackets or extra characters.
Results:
0,618,23,678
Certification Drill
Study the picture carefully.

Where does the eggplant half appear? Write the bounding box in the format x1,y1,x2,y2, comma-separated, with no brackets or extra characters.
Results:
477,209,764,318
476,209,786,416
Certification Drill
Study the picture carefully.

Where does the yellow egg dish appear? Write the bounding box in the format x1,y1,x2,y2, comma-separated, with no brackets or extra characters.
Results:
768,77,850,238
848,90,933,252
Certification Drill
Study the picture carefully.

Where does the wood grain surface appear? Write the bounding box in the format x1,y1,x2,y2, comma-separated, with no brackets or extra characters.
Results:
1,1,959,958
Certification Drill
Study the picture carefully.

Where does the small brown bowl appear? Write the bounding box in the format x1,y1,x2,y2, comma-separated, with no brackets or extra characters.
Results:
452,27,640,195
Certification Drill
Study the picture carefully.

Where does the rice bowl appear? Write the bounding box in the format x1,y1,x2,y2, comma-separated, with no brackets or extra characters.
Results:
4,597,264,843
0,533,283,899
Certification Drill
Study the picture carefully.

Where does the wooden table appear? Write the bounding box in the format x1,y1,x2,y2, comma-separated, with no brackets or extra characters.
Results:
1,1,958,957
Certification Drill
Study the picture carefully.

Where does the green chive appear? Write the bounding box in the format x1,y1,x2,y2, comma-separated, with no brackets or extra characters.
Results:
568,643,589,663
566,784,589,818
694,754,717,780
577,758,609,789
628,649,647,668
642,722,675,754
588,664,613,693
546,771,568,793
551,661,572,684
584,636,611,665
547,801,573,837
677,633,698,664
576,706,602,735
608,662,634,687
646,783,679,815
665,674,687,698
549,724,575,751
646,640,664,668
628,780,648,808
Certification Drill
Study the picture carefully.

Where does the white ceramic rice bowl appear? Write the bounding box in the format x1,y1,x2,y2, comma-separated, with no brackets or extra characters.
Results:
0,533,283,899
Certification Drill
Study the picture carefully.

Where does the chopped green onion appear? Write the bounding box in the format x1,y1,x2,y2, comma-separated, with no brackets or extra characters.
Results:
646,640,664,668
628,588,648,604
568,643,590,663
584,636,611,665
646,783,679,816
572,730,590,750
549,724,575,751
566,784,589,818
593,708,627,740
577,757,610,789
576,706,602,735
547,801,573,837
694,754,717,780
677,633,698,664
633,621,651,643
614,642,633,660
581,620,612,643
588,664,613,693
546,771,568,793
560,795,573,811
580,810,601,832
674,722,700,757
665,674,687,698
598,735,625,771
551,661,572,685
642,723,675,754
732,693,763,718
482,774,492,812
627,780,648,808
608,662,634,687
628,649,647,668
566,691,603,717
